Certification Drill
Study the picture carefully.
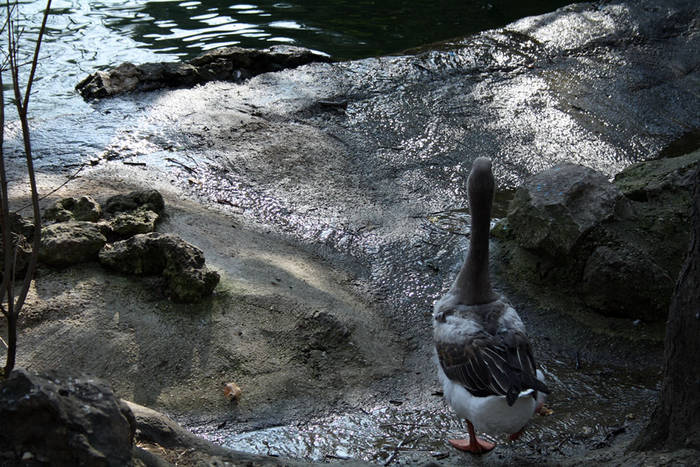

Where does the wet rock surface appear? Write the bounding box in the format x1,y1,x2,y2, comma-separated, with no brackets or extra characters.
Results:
0,369,135,467
51,0,696,327
76,45,332,99
126,401,308,466
99,232,220,303
496,152,698,321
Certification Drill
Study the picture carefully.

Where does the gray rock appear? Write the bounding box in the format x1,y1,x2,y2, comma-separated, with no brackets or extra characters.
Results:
107,208,159,237
614,150,700,202
581,245,674,321
44,196,102,222
76,45,332,99
39,221,107,267
104,190,164,214
99,233,219,302
98,232,168,275
0,213,35,277
0,368,135,467
507,163,625,258
0,235,32,280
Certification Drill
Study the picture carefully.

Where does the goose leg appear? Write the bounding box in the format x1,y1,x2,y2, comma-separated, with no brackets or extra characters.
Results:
509,427,525,441
448,420,495,454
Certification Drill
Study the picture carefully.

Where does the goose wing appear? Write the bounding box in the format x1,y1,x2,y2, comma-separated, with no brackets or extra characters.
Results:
436,330,549,406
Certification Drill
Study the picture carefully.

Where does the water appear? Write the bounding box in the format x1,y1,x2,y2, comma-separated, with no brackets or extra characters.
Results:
200,361,658,464
3,0,572,117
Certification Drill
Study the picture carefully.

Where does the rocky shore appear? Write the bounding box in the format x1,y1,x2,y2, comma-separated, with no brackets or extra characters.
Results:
2,0,699,465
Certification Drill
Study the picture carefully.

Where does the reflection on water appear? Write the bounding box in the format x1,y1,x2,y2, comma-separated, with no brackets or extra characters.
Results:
2,0,571,116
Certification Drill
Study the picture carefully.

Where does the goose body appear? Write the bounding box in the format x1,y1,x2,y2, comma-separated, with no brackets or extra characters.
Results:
433,157,549,453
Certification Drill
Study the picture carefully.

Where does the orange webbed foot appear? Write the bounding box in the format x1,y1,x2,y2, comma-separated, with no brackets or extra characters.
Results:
448,437,495,454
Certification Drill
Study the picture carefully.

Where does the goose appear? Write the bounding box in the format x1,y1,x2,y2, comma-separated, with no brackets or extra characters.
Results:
433,157,549,453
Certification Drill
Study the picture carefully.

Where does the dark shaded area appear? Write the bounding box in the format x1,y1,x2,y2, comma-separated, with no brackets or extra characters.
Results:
633,168,700,451
0,369,135,467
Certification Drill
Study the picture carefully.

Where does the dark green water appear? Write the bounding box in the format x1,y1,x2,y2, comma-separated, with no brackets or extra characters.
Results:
117,0,575,60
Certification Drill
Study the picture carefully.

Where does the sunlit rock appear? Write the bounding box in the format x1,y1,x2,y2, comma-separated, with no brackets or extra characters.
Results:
44,196,102,223
106,209,159,238
76,45,332,99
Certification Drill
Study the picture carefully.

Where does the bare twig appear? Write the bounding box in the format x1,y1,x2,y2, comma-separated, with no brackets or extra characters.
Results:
1,0,52,376
383,433,422,466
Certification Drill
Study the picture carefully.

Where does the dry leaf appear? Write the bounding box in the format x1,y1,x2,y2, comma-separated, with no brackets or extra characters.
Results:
223,382,242,401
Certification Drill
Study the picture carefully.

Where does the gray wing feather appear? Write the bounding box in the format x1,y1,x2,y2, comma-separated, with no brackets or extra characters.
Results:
436,330,549,406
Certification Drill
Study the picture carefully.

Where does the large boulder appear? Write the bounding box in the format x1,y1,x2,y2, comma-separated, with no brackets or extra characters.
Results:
614,150,700,202
99,233,219,302
76,45,332,99
39,221,107,267
0,369,135,467
496,154,698,321
44,196,102,223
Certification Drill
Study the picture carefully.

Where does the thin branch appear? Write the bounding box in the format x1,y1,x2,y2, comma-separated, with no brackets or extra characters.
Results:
22,0,52,113
0,54,13,308
0,335,7,349
14,162,86,214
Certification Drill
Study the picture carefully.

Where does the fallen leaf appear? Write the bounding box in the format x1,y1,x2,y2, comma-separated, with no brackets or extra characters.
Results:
224,382,242,401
